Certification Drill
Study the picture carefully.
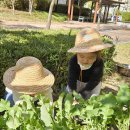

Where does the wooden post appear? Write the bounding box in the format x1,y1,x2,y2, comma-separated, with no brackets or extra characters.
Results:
103,5,109,23
93,0,99,24
68,0,71,21
105,5,110,23
116,4,120,24
103,6,106,23
97,0,102,30
71,0,74,20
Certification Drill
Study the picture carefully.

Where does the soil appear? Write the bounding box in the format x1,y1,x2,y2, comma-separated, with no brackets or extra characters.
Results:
102,72,130,94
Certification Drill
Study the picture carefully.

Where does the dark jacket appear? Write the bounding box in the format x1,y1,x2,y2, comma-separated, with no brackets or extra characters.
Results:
68,55,104,93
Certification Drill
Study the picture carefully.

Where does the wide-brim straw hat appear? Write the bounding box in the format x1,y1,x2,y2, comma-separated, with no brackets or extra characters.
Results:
68,28,113,53
3,56,55,94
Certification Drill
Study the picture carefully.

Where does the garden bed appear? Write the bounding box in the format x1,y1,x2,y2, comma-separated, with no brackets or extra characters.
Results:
0,29,130,130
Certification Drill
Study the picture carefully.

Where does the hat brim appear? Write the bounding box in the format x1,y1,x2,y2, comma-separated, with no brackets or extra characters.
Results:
3,67,55,94
68,43,113,53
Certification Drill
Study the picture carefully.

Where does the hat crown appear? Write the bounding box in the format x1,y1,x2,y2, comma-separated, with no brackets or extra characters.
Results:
3,56,55,94
75,28,102,47
13,56,45,83
68,28,113,53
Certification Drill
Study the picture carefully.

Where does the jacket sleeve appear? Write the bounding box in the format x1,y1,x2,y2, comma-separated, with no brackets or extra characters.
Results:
79,59,104,92
68,56,79,91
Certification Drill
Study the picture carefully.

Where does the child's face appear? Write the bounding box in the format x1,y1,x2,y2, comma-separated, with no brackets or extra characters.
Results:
77,53,97,65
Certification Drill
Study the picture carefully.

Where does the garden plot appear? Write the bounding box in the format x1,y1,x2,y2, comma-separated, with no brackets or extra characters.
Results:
102,43,130,94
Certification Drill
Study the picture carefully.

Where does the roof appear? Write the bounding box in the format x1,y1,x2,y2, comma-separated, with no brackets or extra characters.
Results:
88,0,125,5
102,0,125,5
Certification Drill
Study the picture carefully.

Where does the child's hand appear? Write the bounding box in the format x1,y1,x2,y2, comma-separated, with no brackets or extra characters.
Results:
72,97,79,105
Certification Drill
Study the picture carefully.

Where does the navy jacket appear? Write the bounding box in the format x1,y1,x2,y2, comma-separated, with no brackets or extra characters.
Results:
68,55,104,93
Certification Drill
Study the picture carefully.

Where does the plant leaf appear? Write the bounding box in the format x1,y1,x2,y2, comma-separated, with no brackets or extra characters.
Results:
40,104,52,127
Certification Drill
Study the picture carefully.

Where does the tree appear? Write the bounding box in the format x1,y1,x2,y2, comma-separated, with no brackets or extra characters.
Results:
46,0,55,29
29,0,33,15
11,0,15,15
97,0,102,30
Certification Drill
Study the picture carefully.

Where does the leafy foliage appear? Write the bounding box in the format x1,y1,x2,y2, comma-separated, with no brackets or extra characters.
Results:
102,35,115,76
0,8,67,22
56,4,91,17
0,29,76,98
0,29,115,98
0,84,130,130
1,0,50,11
121,12,130,22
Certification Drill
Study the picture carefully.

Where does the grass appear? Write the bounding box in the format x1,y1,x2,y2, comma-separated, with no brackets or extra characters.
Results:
0,8,67,23
0,28,77,98
113,43,130,65
121,12,130,22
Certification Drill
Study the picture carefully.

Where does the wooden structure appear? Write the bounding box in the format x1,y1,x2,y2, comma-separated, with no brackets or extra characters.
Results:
67,0,125,23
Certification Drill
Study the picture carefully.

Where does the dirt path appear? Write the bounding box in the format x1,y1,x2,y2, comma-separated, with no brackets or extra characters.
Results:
0,20,97,30
1,20,130,44
0,20,129,30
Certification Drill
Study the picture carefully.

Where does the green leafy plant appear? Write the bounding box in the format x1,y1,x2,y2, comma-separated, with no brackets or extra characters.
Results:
121,12,130,22
101,35,115,76
0,84,130,130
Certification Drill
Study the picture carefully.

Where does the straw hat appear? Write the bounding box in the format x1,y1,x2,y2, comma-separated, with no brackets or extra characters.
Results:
3,56,55,94
68,28,113,53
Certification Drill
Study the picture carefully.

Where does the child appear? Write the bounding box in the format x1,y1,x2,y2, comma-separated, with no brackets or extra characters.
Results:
3,56,55,106
67,28,113,99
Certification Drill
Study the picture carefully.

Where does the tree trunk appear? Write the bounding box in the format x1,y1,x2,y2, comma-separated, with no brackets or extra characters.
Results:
97,0,102,30
11,0,15,15
29,0,33,15
57,0,59,5
46,0,55,29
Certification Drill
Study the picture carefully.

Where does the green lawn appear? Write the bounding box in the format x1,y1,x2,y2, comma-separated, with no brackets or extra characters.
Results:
113,43,130,65
0,8,67,22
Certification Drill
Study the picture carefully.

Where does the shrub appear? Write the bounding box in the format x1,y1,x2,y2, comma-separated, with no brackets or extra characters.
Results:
0,0,6,7
35,0,50,11
1,0,51,11
55,4,91,17
55,4,68,14
101,35,115,76
3,0,28,11
121,12,130,22
0,29,76,98
0,29,115,99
